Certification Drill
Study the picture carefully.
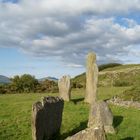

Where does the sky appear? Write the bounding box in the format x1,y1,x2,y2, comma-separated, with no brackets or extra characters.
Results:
0,0,140,79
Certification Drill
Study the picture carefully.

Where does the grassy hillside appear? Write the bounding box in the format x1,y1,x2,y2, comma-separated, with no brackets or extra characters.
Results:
118,86,140,102
72,64,140,87
0,88,140,140
101,64,140,72
0,64,140,140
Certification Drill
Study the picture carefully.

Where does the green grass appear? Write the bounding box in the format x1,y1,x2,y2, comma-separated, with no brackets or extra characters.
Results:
72,64,140,87
102,64,140,72
118,86,140,102
107,105,140,140
97,87,130,100
0,87,140,140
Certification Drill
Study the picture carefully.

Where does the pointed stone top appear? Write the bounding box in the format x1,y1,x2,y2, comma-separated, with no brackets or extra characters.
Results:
87,52,96,61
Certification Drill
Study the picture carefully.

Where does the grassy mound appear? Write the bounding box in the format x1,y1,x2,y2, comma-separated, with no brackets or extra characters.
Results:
101,64,140,72
98,63,122,71
72,64,140,87
119,87,140,102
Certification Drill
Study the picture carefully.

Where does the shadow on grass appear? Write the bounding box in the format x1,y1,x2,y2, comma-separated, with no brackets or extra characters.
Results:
113,115,123,128
53,120,88,140
71,98,84,104
48,116,124,140
121,137,134,140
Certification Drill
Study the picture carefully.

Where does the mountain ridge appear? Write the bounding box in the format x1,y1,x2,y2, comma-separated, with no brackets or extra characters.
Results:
0,75,11,84
38,76,58,82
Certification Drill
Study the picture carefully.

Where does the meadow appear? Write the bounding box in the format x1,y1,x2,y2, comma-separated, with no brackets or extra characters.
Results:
0,87,140,140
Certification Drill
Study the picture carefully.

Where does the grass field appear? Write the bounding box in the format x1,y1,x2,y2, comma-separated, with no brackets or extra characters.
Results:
0,87,140,140
101,64,140,72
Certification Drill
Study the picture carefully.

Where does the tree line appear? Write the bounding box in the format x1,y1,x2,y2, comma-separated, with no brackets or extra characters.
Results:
0,74,58,94
0,63,122,94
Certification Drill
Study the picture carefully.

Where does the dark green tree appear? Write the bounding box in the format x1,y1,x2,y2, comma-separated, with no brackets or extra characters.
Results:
11,74,38,93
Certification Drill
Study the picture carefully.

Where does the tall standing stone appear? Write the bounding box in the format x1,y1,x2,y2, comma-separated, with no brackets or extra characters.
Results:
58,75,71,101
32,96,64,140
84,52,98,104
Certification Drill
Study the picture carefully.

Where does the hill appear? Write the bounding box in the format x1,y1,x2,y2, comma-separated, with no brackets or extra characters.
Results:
72,64,140,87
0,75,11,84
38,76,58,82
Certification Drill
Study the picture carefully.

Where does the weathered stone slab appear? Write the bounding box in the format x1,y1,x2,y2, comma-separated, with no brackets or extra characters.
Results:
32,96,64,140
88,101,115,134
65,126,106,140
84,52,98,104
58,75,71,101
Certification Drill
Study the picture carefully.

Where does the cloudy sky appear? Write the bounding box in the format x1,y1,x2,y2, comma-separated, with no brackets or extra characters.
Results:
0,0,140,78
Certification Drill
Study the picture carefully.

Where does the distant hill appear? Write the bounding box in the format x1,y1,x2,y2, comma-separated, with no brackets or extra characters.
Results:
38,77,58,82
0,75,11,84
72,64,140,87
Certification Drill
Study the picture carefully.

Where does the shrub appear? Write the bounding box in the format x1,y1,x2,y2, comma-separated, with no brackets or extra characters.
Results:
71,82,84,89
71,82,77,88
76,83,83,88
10,74,39,93
0,85,6,94
37,79,58,93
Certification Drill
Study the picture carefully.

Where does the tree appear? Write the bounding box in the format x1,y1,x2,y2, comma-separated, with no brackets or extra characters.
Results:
38,79,58,93
0,84,6,94
11,74,38,93
11,75,23,93
20,74,38,93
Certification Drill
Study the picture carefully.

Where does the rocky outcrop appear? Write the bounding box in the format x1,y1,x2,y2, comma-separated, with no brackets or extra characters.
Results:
107,97,140,110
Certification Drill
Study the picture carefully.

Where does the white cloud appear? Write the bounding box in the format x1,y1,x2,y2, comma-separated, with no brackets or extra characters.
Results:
66,64,83,68
0,0,140,66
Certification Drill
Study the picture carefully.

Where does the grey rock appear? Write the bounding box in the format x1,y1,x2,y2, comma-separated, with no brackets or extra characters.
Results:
65,126,106,140
88,101,115,134
58,75,71,101
32,96,64,140
85,52,98,104
107,97,140,110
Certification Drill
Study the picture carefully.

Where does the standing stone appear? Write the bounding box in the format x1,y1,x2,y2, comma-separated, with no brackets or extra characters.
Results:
32,102,44,140
88,101,115,134
85,52,98,104
32,96,64,140
58,75,71,101
65,126,106,140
